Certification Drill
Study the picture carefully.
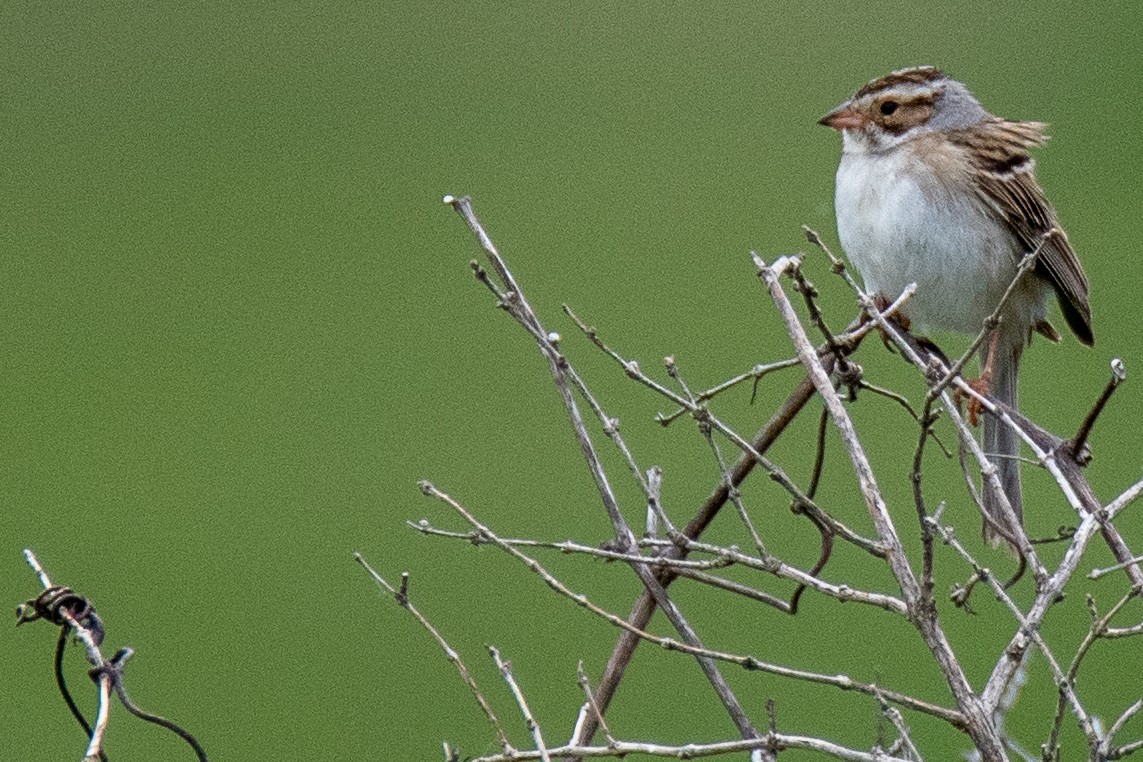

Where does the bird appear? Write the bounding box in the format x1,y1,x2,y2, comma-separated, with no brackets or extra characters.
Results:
818,66,1093,546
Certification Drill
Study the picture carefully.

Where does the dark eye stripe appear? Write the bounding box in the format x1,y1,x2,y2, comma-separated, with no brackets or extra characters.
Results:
874,95,935,134
870,93,934,112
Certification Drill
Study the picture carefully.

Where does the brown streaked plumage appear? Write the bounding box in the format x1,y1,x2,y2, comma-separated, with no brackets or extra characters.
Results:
950,119,1094,346
853,65,946,100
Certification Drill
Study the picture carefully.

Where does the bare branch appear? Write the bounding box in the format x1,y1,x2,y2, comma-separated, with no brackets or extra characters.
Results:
754,252,1006,759
1072,358,1127,457
1091,555,1143,581
409,519,908,615
576,371,824,748
491,647,552,762
1106,475,1143,522
873,685,923,762
356,555,512,754
654,357,803,426
926,517,1096,746
464,734,914,762
1105,698,1143,758
568,305,886,558
417,480,961,726
575,662,614,746
447,196,761,743
425,203,1143,762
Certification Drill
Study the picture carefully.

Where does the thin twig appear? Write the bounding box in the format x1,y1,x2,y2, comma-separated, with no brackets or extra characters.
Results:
1105,475,1143,522
575,662,614,746
1057,587,1143,758
1091,555,1143,581
408,518,907,615
1072,358,1126,458
873,684,922,762
356,555,512,753
674,355,768,560
417,480,960,726
491,647,552,762
654,357,803,425
861,380,952,457
912,395,940,604
448,195,761,744
1109,737,1143,760
1104,622,1143,639
930,247,1039,397
1104,698,1143,758
566,305,886,558
926,516,1096,746
570,255,922,752
463,734,913,762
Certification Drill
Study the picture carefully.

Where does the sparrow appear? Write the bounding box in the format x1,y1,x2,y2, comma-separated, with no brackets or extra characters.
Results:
819,66,1093,545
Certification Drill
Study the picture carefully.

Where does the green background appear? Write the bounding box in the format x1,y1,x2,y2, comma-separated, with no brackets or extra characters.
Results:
4,2,1142,759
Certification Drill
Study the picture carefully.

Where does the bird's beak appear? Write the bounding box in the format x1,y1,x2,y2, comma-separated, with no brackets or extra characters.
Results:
819,103,865,131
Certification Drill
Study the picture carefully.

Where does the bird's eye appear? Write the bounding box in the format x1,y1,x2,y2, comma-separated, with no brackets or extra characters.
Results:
879,101,899,116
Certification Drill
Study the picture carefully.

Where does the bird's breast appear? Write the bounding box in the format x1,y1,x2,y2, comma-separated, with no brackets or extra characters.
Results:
833,147,1043,336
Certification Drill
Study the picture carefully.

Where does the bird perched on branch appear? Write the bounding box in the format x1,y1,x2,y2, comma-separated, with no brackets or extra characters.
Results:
819,66,1093,546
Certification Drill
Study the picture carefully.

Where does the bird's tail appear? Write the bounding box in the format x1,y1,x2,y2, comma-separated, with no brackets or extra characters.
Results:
981,340,1023,547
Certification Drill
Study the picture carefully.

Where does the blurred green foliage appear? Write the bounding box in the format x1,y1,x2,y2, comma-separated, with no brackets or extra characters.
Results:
4,2,1142,759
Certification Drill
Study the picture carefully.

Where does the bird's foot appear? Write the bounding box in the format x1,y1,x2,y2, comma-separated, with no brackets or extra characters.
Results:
959,373,993,427
865,294,911,351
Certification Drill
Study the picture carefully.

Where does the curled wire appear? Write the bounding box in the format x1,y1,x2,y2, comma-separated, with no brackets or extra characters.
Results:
17,586,110,760
17,585,207,760
17,586,105,645
93,648,208,762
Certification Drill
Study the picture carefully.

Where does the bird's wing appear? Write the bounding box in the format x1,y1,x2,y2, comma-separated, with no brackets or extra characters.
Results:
950,119,1093,345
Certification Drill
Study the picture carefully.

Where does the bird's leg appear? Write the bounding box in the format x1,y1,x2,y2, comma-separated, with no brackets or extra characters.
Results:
865,294,952,366
869,293,911,330
963,327,1000,426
